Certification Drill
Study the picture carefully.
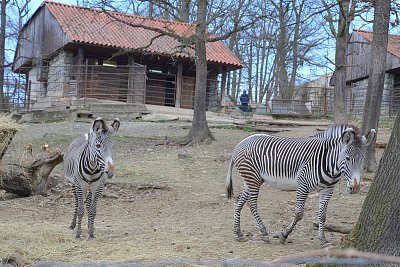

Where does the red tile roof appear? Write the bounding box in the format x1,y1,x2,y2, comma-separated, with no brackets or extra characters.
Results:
43,1,243,68
353,30,400,58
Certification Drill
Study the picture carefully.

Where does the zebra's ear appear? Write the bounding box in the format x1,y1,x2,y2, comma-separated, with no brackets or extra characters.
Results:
362,129,376,146
109,118,120,134
91,117,106,134
342,128,356,145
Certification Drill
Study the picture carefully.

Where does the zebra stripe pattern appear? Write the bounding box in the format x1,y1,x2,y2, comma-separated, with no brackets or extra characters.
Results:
64,117,120,239
226,124,376,247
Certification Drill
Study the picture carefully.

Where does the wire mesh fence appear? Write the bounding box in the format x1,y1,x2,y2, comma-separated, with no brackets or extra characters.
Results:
5,62,222,113
268,85,400,119
4,63,400,119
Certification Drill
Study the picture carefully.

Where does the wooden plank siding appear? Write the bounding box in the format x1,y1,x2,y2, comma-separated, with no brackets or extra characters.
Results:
14,5,70,71
347,31,400,83
346,33,372,82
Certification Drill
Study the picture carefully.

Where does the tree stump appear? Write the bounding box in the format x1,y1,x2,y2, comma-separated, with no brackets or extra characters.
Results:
0,117,64,196
0,145,64,196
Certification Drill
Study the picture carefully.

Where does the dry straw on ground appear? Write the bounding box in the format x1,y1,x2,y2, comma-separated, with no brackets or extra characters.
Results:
0,116,24,160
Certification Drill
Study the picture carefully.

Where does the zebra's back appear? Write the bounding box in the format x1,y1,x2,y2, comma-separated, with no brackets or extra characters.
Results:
232,134,328,190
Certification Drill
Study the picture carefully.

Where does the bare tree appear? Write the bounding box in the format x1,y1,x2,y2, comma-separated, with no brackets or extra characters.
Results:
273,0,290,100
360,0,390,172
0,0,8,112
322,0,358,124
182,0,215,145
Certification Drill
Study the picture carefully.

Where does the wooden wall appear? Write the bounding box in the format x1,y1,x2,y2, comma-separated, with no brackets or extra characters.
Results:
13,5,70,71
347,32,400,83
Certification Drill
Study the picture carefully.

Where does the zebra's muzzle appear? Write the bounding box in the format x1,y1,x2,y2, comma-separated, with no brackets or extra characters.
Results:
348,179,360,194
105,162,115,179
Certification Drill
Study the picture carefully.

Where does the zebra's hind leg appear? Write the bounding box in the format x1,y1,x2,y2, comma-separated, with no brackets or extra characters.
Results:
247,184,270,243
234,188,250,241
279,191,308,245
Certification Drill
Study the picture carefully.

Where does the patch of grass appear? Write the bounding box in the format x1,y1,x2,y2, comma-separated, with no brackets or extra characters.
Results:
27,134,74,149
324,114,334,122
362,172,375,182
241,127,254,132
307,264,338,267
378,117,395,129
209,124,236,130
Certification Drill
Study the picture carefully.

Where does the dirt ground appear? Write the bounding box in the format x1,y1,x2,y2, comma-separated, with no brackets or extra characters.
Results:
0,118,391,266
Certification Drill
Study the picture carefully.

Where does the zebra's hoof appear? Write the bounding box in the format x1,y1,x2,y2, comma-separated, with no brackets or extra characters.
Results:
75,235,81,240
236,236,248,242
261,235,270,243
321,242,331,248
88,236,95,240
278,232,287,244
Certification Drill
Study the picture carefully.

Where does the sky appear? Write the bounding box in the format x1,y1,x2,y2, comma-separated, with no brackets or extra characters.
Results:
29,0,75,14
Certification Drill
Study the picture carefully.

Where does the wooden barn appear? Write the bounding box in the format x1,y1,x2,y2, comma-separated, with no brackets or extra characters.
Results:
12,1,243,112
345,30,400,117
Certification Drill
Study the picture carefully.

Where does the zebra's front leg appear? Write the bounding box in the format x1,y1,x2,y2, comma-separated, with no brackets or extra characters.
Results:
75,186,85,239
87,184,104,239
279,191,308,245
317,187,334,248
233,188,249,241
85,191,94,239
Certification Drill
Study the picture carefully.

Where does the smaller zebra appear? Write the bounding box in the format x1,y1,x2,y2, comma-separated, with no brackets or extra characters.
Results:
64,117,120,239
226,125,376,247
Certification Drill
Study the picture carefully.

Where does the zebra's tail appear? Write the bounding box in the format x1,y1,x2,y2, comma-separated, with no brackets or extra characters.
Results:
226,157,234,199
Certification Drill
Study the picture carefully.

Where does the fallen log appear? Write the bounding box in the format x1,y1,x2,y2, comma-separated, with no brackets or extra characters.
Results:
233,123,286,133
0,145,64,196
313,222,353,234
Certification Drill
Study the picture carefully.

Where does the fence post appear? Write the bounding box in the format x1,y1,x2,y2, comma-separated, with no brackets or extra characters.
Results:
27,80,31,112
84,59,88,106
220,66,227,112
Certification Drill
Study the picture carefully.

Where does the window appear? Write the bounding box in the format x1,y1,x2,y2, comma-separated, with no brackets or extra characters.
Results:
86,58,99,65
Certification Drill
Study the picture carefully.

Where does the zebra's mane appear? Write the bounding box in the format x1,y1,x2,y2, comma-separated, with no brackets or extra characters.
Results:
313,124,361,144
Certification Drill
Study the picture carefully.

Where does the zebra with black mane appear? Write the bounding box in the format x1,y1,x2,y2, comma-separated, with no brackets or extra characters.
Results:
226,124,376,247
64,117,120,239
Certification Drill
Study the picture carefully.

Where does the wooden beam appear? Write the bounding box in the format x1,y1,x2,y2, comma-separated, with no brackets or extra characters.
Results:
127,57,135,103
175,61,183,108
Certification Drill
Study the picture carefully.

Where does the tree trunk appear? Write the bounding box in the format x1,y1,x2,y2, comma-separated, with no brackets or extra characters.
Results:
288,0,304,91
148,2,154,18
232,70,238,102
0,147,63,196
276,0,290,100
361,0,390,172
333,0,351,124
180,0,190,22
180,0,214,146
347,109,400,256
248,40,253,103
0,0,8,112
